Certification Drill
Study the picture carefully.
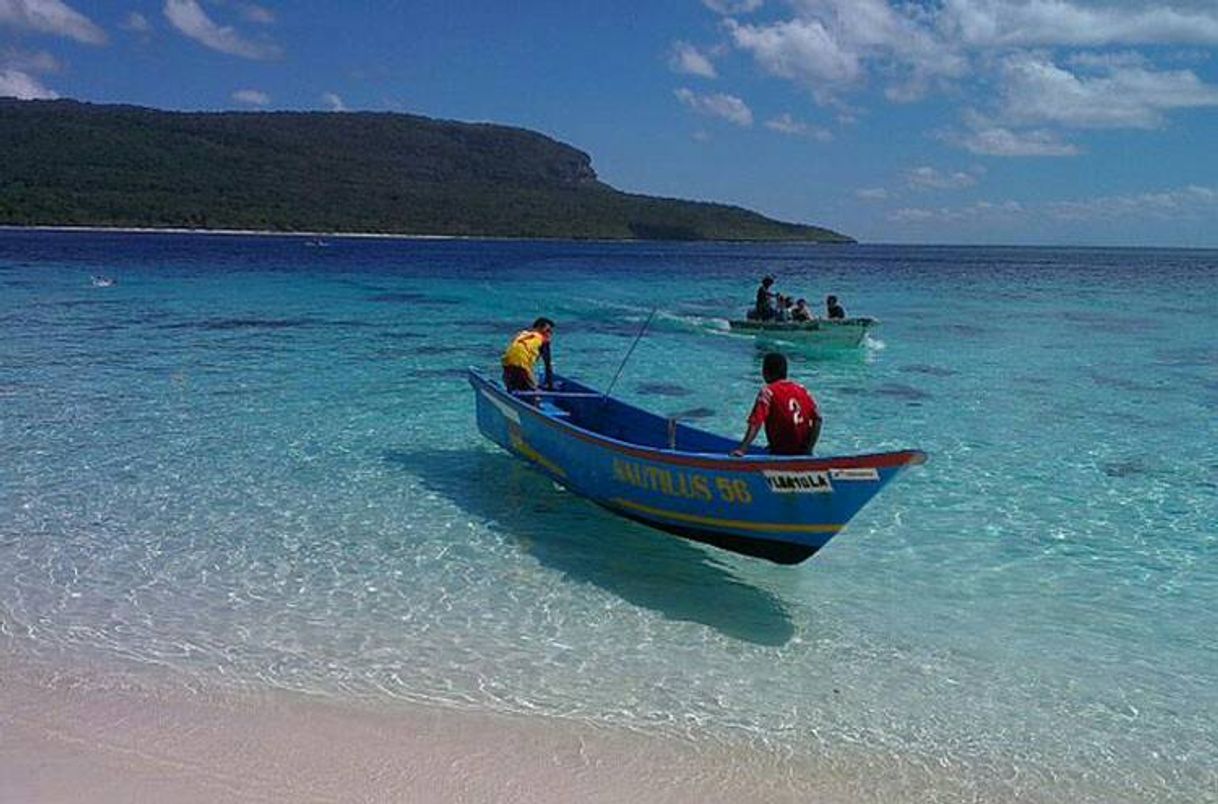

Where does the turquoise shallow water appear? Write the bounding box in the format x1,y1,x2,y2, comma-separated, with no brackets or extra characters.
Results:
2,231,1216,799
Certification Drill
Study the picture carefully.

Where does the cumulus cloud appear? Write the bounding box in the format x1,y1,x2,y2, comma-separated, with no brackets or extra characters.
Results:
904,165,980,190
163,0,280,59
0,67,57,98
725,0,967,102
884,185,1218,226
321,91,346,111
674,87,753,126
241,4,274,25
703,0,763,15
939,0,1218,48
703,0,1218,155
1066,50,1148,70
232,88,269,106
950,117,1081,157
120,11,150,33
727,17,862,92
1047,185,1218,221
669,41,717,78
999,52,1218,129
888,199,1024,223
720,0,1218,102
0,0,107,44
765,112,832,140
2,45,60,73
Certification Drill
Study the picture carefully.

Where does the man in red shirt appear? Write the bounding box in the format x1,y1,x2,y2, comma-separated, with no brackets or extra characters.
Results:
731,352,821,456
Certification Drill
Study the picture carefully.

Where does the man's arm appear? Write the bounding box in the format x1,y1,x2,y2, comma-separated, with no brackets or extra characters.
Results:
731,422,762,457
540,341,553,389
732,391,768,457
808,416,822,454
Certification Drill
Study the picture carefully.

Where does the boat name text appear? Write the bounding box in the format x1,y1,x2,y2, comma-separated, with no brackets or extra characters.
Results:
762,470,833,494
611,459,752,504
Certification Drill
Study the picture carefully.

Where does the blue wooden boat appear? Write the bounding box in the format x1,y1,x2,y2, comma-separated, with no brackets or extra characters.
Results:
728,317,877,347
469,369,926,564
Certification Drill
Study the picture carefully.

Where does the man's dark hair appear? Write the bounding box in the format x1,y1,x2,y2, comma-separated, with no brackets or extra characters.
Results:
826,295,837,304
533,317,555,330
762,352,788,382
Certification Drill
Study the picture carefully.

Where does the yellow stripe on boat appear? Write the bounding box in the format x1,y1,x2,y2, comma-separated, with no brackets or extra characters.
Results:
609,498,842,534
509,428,567,478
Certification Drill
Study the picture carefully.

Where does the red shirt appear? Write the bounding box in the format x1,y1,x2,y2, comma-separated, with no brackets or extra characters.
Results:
748,379,819,455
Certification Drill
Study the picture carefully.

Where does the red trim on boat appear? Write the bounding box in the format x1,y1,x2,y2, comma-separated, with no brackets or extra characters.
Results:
476,375,926,473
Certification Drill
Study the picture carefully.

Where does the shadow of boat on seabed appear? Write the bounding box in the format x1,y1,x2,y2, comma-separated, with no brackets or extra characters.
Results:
384,448,797,647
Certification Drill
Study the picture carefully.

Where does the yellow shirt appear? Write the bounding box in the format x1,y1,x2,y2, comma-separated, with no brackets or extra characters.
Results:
501,329,550,379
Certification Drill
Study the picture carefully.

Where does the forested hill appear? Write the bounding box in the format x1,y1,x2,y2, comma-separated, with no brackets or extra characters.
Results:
0,99,852,242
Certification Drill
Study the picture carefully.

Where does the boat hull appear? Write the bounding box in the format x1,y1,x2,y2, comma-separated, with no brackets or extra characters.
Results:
469,370,924,564
728,317,876,347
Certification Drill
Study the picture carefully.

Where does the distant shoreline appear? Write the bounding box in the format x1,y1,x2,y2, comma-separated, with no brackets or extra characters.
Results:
0,224,462,241
0,223,849,245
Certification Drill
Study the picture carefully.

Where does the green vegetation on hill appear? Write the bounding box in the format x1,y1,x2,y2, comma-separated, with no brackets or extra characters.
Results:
0,99,852,242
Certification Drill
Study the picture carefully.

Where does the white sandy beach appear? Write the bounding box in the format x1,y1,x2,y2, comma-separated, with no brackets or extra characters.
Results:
1,661,842,804
0,655,1016,804
0,224,466,241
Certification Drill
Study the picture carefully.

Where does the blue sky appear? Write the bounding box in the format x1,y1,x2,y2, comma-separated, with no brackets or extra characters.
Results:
3,0,1218,246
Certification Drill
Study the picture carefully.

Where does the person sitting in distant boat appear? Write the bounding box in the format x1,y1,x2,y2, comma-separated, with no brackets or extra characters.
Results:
91,275,116,287
752,275,777,320
826,295,846,319
501,317,555,393
792,298,813,322
773,294,793,322
731,352,821,457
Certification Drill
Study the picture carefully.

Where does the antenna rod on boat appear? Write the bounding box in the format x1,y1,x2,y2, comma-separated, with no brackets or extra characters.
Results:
603,307,657,399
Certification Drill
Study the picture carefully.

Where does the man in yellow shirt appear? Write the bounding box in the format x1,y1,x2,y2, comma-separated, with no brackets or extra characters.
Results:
502,317,555,392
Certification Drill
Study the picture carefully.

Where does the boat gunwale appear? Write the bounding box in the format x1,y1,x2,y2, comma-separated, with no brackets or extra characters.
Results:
469,369,926,473
727,317,878,332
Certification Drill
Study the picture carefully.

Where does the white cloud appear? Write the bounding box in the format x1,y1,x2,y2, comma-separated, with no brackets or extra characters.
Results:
669,41,717,78
1000,53,1218,129
674,87,753,126
703,0,763,15
321,91,346,112
765,112,832,140
1047,185,1218,221
888,199,1024,223
884,185,1218,226
232,88,269,106
947,112,1081,156
0,0,107,44
120,11,150,33
1066,50,1148,71
0,67,57,98
163,0,280,59
726,0,967,102
726,17,862,93
705,0,1218,154
2,45,60,73
856,187,890,200
940,0,1218,48
889,207,936,222
904,165,979,190
241,4,274,25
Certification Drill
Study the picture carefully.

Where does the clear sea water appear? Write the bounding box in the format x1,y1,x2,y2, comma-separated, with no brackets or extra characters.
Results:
2,230,1215,800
